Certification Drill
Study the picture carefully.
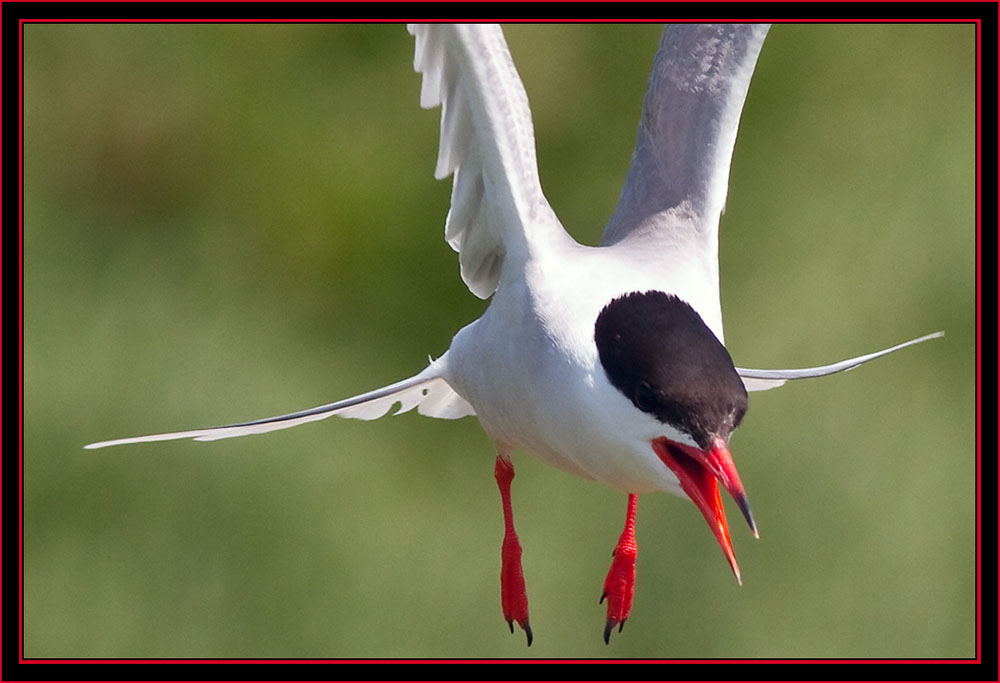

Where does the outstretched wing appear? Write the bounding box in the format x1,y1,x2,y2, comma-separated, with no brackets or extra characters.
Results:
87,25,562,450
737,332,944,392
601,24,769,257
409,23,566,299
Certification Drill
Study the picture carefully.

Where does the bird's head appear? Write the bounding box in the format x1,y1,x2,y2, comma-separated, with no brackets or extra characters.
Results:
595,290,754,580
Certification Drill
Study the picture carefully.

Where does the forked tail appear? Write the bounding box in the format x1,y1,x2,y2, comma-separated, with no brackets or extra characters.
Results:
737,331,944,392
85,360,474,449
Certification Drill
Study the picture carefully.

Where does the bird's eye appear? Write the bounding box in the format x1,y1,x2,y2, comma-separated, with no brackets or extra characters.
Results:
634,382,658,413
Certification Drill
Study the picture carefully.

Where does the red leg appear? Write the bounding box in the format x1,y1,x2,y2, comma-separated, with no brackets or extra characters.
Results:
601,493,638,643
494,455,532,646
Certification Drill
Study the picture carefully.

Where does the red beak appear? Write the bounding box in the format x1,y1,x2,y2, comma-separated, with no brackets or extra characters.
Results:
652,435,757,583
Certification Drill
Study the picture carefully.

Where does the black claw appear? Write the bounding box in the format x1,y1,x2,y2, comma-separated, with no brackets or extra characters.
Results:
506,618,532,646
604,618,627,644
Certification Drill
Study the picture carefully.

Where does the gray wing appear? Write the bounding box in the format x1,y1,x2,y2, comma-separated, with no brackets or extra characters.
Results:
409,24,566,299
601,24,770,248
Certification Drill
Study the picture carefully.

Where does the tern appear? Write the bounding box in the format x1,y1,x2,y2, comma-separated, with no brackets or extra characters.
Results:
86,24,942,645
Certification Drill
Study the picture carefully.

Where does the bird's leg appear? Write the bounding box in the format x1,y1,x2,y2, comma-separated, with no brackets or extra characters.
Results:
601,493,638,644
494,454,532,646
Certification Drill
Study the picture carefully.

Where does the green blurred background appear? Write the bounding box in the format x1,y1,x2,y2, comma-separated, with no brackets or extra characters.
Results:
23,23,976,659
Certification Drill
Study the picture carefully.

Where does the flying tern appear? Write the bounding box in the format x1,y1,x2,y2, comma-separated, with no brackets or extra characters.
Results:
86,23,942,645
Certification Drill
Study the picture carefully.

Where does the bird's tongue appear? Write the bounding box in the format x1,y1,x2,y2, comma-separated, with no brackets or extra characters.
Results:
652,436,756,584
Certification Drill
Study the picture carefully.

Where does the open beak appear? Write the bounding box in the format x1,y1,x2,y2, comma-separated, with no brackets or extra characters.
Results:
652,435,757,583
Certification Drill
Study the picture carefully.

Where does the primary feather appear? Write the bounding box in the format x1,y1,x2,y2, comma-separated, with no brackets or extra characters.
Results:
409,23,565,299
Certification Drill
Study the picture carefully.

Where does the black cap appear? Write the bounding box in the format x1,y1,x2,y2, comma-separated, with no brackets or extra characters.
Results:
595,291,747,448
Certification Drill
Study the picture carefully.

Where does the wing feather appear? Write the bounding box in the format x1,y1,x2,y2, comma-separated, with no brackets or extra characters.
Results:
601,24,770,255
409,23,566,299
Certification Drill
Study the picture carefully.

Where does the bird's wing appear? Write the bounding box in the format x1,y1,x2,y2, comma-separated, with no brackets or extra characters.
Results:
409,23,566,299
600,23,769,257
737,332,944,392
84,366,476,449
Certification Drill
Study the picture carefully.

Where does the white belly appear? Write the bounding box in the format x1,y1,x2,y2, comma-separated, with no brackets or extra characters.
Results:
441,247,705,497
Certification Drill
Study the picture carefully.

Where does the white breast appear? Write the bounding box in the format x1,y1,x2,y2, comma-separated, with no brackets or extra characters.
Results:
441,238,708,496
